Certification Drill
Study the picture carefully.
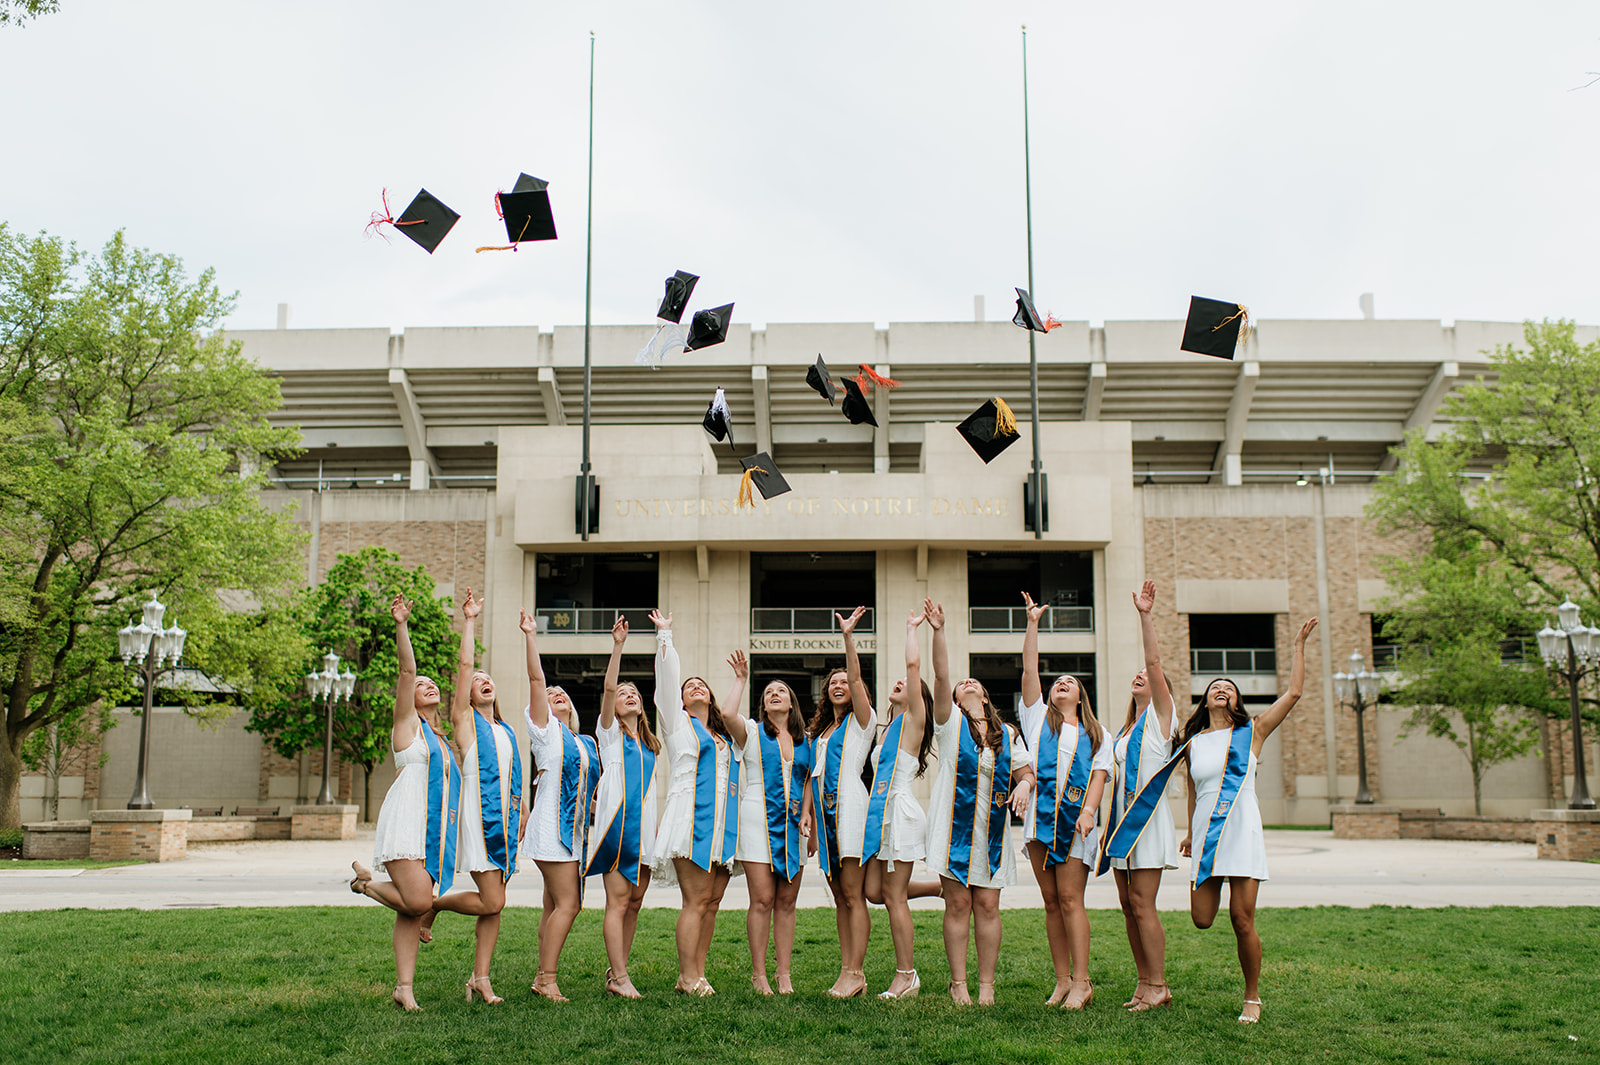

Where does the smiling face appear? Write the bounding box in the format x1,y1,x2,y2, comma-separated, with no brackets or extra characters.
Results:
469,670,495,706
1048,674,1080,711
681,676,711,706
954,677,987,716
888,677,908,708
1130,669,1148,696
761,681,792,715
547,685,574,719
413,675,441,711
614,682,643,720
825,670,850,707
1205,680,1240,714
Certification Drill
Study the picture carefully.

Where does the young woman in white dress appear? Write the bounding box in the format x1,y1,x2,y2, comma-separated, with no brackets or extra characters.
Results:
430,590,523,1006
350,594,460,1012
797,605,875,999
1020,592,1113,1010
516,607,600,1003
927,662,1036,1005
724,654,814,995
588,616,661,1000
1106,581,1178,1012
648,609,743,995
1179,615,1318,1024
860,602,944,1001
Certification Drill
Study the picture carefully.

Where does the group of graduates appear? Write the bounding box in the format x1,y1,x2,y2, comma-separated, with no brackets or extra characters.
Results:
351,583,1317,1024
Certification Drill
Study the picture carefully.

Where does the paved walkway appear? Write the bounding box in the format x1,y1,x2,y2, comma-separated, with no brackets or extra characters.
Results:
4,830,1597,911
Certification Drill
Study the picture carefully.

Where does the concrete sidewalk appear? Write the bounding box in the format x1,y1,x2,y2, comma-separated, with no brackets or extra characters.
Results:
4,830,1597,912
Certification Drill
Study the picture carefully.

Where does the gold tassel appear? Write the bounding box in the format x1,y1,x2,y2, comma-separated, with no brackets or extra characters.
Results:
1211,304,1252,347
993,396,1017,437
737,466,765,509
474,216,532,254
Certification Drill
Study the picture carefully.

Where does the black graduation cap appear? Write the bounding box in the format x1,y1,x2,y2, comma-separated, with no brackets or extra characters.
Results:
1180,296,1250,360
494,174,558,244
738,451,790,506
805,356,836,404
840,377,878,427
391,189,460,254
702,387,735,449
657,270,699,324
956,397,1020,463
1012,287,1046,332
686,303,734,350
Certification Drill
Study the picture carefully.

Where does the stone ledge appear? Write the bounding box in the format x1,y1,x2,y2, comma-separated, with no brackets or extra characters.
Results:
1529,808,1600,822
89,809,192,823
1531,809,1600,861
21,820,91,860
1330,804,1401,840
186,816,293,842
290,804,359,841
1329,804,1401,814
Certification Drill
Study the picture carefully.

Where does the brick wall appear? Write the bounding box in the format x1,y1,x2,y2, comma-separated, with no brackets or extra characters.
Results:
309,519,486,595
1331,808,1400,839
88,812,189,862
21,821,90,859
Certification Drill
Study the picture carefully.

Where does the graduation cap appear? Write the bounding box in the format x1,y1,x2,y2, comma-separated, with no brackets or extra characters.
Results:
737,451,790,507
805,356,836,404
702,387,735,449
367,188,459,254
1012,288,1046,332
1180,296,1251,360
657,270,699,324
956,397,1020,463
686,303,734,351
840,377,878,427
477,174,557,252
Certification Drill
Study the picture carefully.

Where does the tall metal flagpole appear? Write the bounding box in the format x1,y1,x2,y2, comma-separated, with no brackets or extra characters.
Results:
579,31,596,541
1022,25,1044,540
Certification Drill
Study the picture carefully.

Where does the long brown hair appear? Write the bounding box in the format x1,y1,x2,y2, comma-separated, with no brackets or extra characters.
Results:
808,668,872,739
469,670,504,724
886,679,936,777
1046,675,1103,749
1180,678,1250,755
1120,670,1175,737
681,677,730,741
760,680,807,743
957,679,1007,754
614,681,661,755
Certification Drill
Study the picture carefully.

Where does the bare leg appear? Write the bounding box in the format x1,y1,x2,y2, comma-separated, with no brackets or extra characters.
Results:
695,867,731,991
673,858,715,991
432,870,507,1002
353,859,434,1011
600,870,643,998
773,869,802,994
1228,877,1263,1021
623,868,650,959
1026,842,1071,1004
971,886,1002,1005
1189,875,1223,929
878,860,919,997
533,860,581,1001
1126,868,1170,1009
863,858,884,905
1058,859,1094,1009
1113,868,1147,1005
826,858,870,996
744,862,777,994
940,876,973,1004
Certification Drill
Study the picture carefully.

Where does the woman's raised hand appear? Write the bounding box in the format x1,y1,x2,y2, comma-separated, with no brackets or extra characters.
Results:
836,605,867,637
649,609,672,631
391,593,412,625
1295,616,1319,645
924,598,944,631
611,614,629,645
728,649,749,680
1022,591,1047,626
1132,580,1156,615
461,589,483,620
907,606,927,629
519,609,537,634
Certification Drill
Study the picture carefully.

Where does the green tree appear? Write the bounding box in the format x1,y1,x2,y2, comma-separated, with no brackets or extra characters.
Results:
0,1,59,27
0,226,305,829
245,547,460,818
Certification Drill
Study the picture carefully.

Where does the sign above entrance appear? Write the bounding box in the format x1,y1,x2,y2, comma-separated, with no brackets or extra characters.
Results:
749,634,878,654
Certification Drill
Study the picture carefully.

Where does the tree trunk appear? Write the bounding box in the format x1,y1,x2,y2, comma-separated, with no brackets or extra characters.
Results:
0,736,24,831
1466,718,1484,816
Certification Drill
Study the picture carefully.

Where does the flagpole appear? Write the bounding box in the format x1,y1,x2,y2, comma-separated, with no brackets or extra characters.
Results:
579,30,596,540
1023,24,1044,540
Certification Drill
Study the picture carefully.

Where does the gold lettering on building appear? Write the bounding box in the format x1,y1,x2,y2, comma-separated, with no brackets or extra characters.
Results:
610,496,1011,520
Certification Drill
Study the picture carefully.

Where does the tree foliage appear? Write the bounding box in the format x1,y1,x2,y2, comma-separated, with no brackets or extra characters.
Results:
0,0,59,27
244,547,460,818
0,225,306,827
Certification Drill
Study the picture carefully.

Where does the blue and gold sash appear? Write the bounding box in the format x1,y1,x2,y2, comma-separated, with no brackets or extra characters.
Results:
419,718,460,893
557,725,602,862
1097,723,1192,876
759,727,804,880
861,714,906,862
688,716,739,871
1033,720,1094,869
474,713,523,879
946,720,1012,886
1194,722,1252,886
586,730,657,883
812,717,850,877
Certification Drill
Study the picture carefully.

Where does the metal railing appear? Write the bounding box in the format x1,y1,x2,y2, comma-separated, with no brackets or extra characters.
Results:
751,607,876,634
1190,648,1277,674
969,605,1094,633
535,607,654,634
1371,638,1530,670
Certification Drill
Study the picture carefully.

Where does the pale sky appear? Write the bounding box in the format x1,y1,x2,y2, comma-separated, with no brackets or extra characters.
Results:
3,1,1597,333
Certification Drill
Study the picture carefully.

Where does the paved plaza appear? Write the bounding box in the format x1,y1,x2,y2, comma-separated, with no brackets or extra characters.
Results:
3,830,1597,912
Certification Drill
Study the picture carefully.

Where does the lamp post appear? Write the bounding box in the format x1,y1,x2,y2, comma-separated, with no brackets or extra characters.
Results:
117,595,188,810
1536,600,1599,810
1332,649,1382,805
305,651,357,805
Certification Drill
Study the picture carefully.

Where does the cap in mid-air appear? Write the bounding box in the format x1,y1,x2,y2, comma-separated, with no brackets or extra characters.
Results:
686,303,735,351
805,355,836,405
839,377,878,427
737,451,790,507
657,270,700,324
702,386,735,449
369,188,460,254
956,397,1021,463
1180,296,1251,360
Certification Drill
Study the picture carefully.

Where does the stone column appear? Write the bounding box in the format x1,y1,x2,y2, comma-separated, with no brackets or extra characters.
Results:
1530,809,1600,861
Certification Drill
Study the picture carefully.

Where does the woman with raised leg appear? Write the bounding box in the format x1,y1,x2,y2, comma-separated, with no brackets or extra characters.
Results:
1179,616,1318,1024
587,615,661,999
649,609,743,995
1020,592,1113,1010
798,605,876,998
725,654,814,995
516,607,600,1003
861,602,944,1001
430,589,523,1006
350,593,461,1012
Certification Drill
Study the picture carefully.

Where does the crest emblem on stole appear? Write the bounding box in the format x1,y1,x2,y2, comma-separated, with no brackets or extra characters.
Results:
823,791,838,814
1066,785,1085,804
1216,799,1231,816
991,787,1009,808
1124,789,1136,809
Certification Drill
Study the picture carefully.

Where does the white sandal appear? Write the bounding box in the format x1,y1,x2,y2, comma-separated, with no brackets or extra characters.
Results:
1238,998,1262,1023
878,968,920,1000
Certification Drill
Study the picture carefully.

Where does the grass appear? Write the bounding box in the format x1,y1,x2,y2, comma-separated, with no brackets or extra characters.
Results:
0,858,144,870
2,907,1596,1064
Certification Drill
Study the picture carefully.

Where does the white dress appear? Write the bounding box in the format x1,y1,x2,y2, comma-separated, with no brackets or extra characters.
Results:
456,713,519,876
373,726,428,874
651,630,743,886
866,738,927,869
924,711,1034,888
1110,702,1179,872
517,713,594,865
592,717,658,872
735,724,799,867
811,712,874,864
1187,727,1269,883
1019,698,1114,866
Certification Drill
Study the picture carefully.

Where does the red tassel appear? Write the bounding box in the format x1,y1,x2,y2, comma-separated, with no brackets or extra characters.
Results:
854,364,901,391
365,188,422,241
1043,313,1064,332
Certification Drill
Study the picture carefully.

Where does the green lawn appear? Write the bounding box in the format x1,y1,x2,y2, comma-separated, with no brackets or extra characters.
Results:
1,858,144,870
2,907,1596,1064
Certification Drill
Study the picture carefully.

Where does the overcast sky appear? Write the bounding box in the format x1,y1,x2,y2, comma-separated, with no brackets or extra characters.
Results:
3,1,1597,333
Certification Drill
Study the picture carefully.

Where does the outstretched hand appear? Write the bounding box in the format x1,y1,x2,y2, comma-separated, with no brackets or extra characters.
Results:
391,593,412,625
1022,591,1047,625
612,615,629,644
1295,617,1319,645
649,609,672,631
461,589,483,620
837,605,866,638
1133,580,1156,615
728,649,748,680
907,607,927,628
518,609,537,634
924,598,944,631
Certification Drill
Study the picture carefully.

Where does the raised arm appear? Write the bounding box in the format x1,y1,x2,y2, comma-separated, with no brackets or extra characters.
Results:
521,608,550,729
450,589,481,737
599,615,628,731
391,594,419,748
927,599,953,725
1253,617,1319,750
837,606,873,728
650,610,685,737
1133,580,1175,736
904,607,926,729
722,650,750,747
1020,591,1047,707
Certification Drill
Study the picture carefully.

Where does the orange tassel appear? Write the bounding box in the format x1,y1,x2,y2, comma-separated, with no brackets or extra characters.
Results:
737,466,765,509
855,364,900,391
1043,313,1064,332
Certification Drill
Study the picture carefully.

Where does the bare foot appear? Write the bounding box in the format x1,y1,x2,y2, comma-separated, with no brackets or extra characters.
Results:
1131,983,1172,1011
529,973,566,1003
1046,980,1071,1006
949,980,972,1005
978,981,996,1006
751,975,774,996
775,972,795,995
392,984,421,1012
418,912,436,944
1123,980,1149,1008
825,970,866,998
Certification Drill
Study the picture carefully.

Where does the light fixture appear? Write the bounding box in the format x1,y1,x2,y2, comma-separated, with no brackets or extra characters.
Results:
1295,472,1308,486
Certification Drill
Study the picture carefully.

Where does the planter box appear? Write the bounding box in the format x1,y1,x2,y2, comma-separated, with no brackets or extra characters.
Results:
21,820,91,860
89,809,190,862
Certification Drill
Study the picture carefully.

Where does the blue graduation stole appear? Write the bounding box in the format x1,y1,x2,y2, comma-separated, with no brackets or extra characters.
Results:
557,724,602,862
688,716,739,871
861,714,906,862
1032,719,1094,869
1097,722,1192,876
812,717,850,877
759,727,803,881
1195,722,1253,886
586,730,656,883
418,718,460,894
946,720,1012,886
473,712,523,879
